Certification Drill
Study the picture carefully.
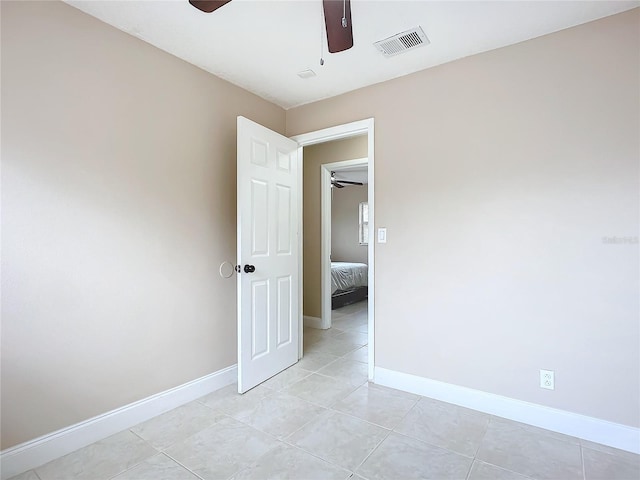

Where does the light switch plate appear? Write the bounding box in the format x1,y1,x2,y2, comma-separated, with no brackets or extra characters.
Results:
378,228,387,243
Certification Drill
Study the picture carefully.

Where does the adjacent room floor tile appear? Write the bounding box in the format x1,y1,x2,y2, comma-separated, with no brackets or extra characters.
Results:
35,430,157,480
287,410,389,471
317,357,368,386
232,443,351,480
583,445,640,480
333,383,418,429
234,392,326,438
111,453,200,480
476,417,583,480
345,322,369,334
334,330,368,346
395,396,490,456
283,373,357,407
198,383,272,418
356,432,473,480
165,416,279,480
467,460,531,480
131,400,224,450
303,327,344,344
332,315,367,332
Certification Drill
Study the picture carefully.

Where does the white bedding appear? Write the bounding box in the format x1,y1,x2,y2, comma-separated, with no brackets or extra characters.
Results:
331,262,368,295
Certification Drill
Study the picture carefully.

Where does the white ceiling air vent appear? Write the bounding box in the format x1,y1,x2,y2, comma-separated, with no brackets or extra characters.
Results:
374,27,430,57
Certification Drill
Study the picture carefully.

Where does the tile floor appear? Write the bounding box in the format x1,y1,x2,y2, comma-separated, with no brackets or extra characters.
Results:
10,300,640,480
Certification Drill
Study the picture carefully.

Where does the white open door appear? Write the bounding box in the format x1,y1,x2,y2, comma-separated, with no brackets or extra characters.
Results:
237,116,299,393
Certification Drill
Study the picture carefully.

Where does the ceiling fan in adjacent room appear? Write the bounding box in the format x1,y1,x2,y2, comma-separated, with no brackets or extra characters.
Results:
331,171,363,189
188,0,354,53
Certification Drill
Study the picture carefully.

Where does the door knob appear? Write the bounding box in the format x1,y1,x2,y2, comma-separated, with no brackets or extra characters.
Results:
243,264,256,273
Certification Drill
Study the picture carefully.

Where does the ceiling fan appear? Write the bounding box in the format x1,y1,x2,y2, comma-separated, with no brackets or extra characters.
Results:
331,171,363,189
188,0,354,53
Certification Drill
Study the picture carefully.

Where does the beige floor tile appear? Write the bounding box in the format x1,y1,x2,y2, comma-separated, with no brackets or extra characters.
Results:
304,327,344,343
356,432,473,480
198,383,272,418
333,383,418,429
283,373,358,407
395,396,489,456
494,417,581,446
583,445,640,480
131,401,224,450
467,460,532,480
111,453,200,480
305,337,361,356
261,365,313,391
234,392,326,438
342,345,368,363
35,430,156,480
332,301,366,318
165,416,279,480
296,351,340,371
317,358,368,386
345,322,369,334
332,314,367,332
581,439,640,463
7,471,41,480
334,330,368,346
476,418,583,480
232,443,351,480
287,410,389,470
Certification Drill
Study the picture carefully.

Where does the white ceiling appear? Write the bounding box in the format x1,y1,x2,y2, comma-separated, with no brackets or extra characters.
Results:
65,0,638,109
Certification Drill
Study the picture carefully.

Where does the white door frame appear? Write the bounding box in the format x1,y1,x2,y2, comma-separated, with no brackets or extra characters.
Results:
291,118,375,381
320,158,368,330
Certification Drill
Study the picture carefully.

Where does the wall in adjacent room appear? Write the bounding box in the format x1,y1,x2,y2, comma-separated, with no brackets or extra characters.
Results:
332,185,368,264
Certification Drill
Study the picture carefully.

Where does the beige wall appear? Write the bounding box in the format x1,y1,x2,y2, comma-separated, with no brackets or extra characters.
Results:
289,10,640,427
0,1,285,448
303,137,368,318
332,185,368,264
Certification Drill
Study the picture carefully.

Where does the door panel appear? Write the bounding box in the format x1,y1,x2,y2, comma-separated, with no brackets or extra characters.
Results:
276,275,292,347
237,116,299,393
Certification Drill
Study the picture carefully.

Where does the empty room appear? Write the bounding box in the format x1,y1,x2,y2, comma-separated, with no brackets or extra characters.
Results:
1,1,639,479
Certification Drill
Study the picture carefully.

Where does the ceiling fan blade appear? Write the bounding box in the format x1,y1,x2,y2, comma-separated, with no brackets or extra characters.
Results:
323,0,354,53
333,182,345,188
335,180,363,186
189,0,232,13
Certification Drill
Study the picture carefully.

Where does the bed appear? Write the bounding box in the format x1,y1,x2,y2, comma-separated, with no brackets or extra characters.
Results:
331,262,368,309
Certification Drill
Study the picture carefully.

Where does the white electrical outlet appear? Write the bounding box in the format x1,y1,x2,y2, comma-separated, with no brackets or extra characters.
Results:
540,369,554,390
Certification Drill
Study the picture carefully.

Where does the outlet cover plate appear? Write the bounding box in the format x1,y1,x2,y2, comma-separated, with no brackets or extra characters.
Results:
540,369,555,390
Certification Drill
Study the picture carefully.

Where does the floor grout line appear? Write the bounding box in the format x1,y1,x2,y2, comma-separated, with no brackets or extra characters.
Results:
158,452,207,480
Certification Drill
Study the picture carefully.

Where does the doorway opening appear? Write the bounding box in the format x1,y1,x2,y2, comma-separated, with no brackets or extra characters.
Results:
292,119,375,381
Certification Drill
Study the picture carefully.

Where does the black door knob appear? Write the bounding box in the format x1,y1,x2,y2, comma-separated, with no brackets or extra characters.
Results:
244,264,256,273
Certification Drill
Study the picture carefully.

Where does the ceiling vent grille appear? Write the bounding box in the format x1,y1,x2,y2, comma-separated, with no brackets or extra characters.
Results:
374,27,429,57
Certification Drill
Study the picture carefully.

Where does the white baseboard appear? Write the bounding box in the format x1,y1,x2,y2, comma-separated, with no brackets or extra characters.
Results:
303,315,324,329
374,367,640,455
0,365,237,480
